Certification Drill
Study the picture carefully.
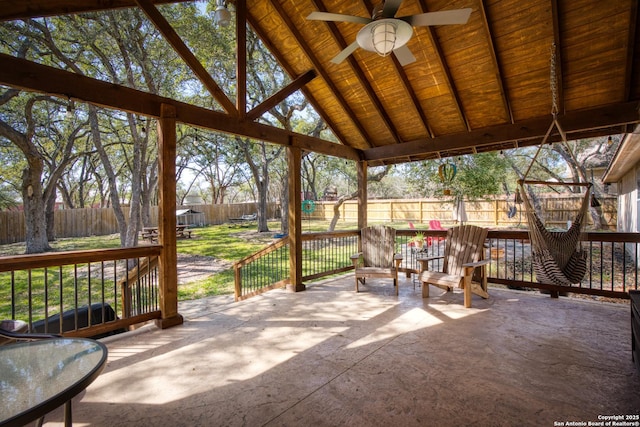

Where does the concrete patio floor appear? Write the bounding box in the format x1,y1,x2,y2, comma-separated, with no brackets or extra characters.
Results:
44,276,639,426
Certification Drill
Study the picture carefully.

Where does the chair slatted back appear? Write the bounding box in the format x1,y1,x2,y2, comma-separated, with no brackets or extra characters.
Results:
443,225,488,277
361,226,395,268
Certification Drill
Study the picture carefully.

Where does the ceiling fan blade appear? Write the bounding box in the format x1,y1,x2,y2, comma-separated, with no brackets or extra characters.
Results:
330,41,360,64
381,0,404,18
393,45,416,66
307,11,371,25
399,8,472,26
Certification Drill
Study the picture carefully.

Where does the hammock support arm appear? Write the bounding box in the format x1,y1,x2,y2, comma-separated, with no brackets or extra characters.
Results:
518,179,592,188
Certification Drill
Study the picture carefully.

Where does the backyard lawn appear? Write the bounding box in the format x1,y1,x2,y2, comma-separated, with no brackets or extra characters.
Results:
0,219,368,314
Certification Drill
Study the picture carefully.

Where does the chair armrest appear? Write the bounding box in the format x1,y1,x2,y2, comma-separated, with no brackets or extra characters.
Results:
393,253,403,261
350,253,362,260
462,259,490,269
417,255,444,271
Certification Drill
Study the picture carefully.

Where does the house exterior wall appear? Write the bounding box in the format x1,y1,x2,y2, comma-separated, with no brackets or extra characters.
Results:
617,166,640,264
617,167,638,232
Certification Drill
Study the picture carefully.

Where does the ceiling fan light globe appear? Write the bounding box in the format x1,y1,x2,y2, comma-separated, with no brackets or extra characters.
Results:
372,21,397,56
357,19,413,56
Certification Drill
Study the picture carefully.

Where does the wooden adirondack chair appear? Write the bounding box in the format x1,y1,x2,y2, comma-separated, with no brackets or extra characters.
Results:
418,224,489,308
350,226,403,295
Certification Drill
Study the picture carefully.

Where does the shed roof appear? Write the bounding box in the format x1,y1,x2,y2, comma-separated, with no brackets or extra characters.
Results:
1,0,639,165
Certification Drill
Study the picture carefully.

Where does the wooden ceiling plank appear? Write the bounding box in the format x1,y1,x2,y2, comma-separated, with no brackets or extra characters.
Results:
0,52,361,161
624,0,638,101
247,70,317,121
134,0,238,116
479,0,513,124
364,101,640,161
263,0,372,148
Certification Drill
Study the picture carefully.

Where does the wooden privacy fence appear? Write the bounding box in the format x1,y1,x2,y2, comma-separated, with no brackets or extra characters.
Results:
0,202,279,245
0,197,615,244
307,197,617,229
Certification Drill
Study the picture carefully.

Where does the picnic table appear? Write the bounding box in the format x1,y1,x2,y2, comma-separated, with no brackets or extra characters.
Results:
229,213,257,225
141,225,194,242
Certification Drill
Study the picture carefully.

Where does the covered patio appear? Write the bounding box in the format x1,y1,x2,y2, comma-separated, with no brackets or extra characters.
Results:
42,276,639,426
1,1,640,423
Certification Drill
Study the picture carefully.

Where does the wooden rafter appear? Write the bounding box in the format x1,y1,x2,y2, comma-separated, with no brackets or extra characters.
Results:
312,0,402,145
247,70,317,121
245,18,351,147
135,0,238,116
264,0,371,148
391,0,434,138
0,0,192,21
0,53,361,161
416,0,469,132
479,0,513,124
392,53,435,138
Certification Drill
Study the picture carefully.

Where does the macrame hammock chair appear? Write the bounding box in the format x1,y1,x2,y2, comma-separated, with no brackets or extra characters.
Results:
517,42,592,287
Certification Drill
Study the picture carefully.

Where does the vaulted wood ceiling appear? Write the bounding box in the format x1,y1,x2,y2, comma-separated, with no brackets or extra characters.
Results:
1,0,639,166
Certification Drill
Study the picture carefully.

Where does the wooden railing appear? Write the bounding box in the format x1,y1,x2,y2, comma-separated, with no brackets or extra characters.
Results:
0,246,162,338
233,231,359,301
235,229,640,301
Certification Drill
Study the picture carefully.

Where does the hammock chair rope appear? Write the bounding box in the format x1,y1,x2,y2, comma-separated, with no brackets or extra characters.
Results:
518,42,591,286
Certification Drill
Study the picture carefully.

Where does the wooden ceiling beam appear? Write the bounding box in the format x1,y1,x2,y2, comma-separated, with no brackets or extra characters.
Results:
263,0,371,148
417,0,470,132
0,0,191,21
479,0,513,124
245,17,351,147
364,102,640,162
247,70,317,121
312,0,402,145
392,52,435,138
134,0,238,116
392,1,437,139
0,53,361,161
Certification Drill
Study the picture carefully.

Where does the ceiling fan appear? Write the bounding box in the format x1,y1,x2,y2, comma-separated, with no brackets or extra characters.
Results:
307,0,472,66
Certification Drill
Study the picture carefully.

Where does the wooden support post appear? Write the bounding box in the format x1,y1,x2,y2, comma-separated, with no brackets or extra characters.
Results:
357,160,367,230
155,103,183,329
287,145,305,292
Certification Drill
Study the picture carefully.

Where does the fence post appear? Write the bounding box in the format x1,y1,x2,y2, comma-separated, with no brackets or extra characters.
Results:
494,199,499,226
234,263,242,302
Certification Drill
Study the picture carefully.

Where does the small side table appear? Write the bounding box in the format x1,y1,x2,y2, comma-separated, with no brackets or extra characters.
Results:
0,337,108,427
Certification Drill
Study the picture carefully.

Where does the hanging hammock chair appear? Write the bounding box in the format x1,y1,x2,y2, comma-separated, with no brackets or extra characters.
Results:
518,179,591,286
516,41,592,287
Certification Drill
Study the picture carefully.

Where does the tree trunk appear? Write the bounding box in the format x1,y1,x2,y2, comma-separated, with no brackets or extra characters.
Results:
89,105,128,244
328,192,357,232
21,164,51,253
257,174,270,232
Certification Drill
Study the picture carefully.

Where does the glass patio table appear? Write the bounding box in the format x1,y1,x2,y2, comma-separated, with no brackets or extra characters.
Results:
0,337,108,427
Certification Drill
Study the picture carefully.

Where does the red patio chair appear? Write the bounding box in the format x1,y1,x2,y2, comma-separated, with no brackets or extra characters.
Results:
427,220,446,246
